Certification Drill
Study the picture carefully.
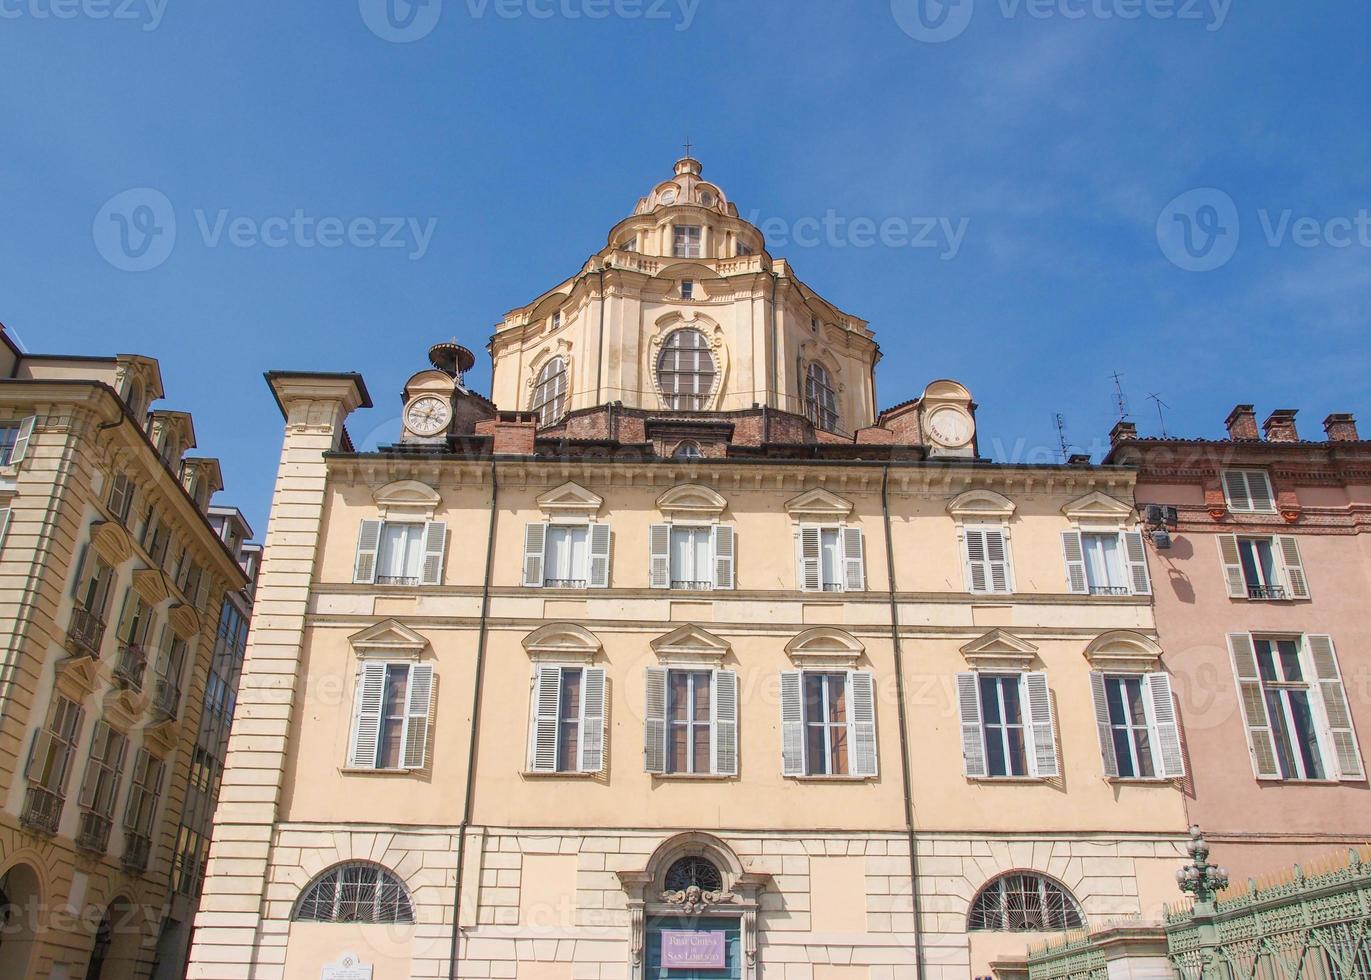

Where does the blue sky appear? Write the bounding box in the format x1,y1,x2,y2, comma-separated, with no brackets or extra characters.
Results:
1,0,1367,534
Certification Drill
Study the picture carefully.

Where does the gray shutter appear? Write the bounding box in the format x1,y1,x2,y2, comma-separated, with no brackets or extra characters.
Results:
964,530,988,593
1089,672,1120,777
10,416,35,465
649,524,671,589
25,729,54,786
78,721,109,809
1061,531,1087,594
0,506,10,550
986,529,1012,593
108,732,129,816
956,672,987,778
1306,635,1363,781
848,670,878,777
194,568,211,609
711,669,738,776
1276,536,1309,599
1123,531,1151,595
108,472,133,522
1023,672,1059,778
1248,471,1275,512
1145,672,1185,778
842,527,866,592
579,667,606,773
712,524,735,590
529,665,562,773
1227,633,1281,779
123,749,148,829
58,704,85,791
799,526,822,591
401,663,434,769
1217,536,1247,598
523,522,547,588
780,670,805,776
347,662,387,769
420,522,448,586
644,667,668,774
353,520,382,584
588,523,612,588
1222,470,1252,511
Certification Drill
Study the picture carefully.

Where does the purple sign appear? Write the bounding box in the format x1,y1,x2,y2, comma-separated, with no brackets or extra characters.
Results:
661,929,727,970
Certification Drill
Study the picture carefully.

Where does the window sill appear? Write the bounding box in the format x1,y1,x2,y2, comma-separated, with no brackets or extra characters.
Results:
1253,777,1344,785
787,774,876,783
967,776,1049,784
1105,776,1176,785
651,773,735,781
338,766,421,776
521,770,599,779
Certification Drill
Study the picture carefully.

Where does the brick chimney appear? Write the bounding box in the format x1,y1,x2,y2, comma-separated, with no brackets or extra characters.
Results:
1225,404,1259,441
1324,413,1360,442
476,413,538,455
1262,409,1299,442
1109,420,1138,447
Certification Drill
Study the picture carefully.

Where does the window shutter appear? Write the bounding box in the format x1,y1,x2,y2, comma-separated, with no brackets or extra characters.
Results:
711,669,738,776
71,545,89,600
1123,531,1151,595
1306,635,1363,781
1089,672,1119,777
523,522,547,588
24,729,54,786
956,672,988,778
9,416,35,465
1061,531,1087,594
347,662,387,769
0,505,10,550
1227,633,1280,779
108,472,133,522
1276,536,1309,599
124,749,149,828
842,527,866,592
1217,536,1247,598
401,664,434,769
57,704,84,790
1145,672,1185,778
780,670,805,776
1023,672,1059,778
353,520,383,585
644,668,669,774
420,522,448,586
848,670,878,777
712,524,735,590
78,721,109,809
649,524,671,590
986,529,1012,594
964,530,989,593
529,665,562,773
1248,472,1275,512
798,526,822,591
195,569,211,610
588,523,612,588
579,667,606,773
1222,471,1252,511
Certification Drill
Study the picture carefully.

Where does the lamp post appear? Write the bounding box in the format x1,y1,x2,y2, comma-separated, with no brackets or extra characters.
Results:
1176,825,1231,980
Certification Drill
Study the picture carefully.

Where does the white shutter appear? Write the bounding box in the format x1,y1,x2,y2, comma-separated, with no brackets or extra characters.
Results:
956,672,987,778
780,670,805,776
798,526,822,591
1306,635,1363,781
986,529,1012,593
649,524,671,589
78,721,109,809
1276,536,1309,599
401,664,434,769
9,416,35,465
420,522,448,586
523,523,547,588
528,665,562,773
579,667,606,773
1061,531,1087,594
0,506,10,551
1089,672,1119,777
353,520,383,584
347,662,388,769
1145,672,1185,778
711,669,738,776
1217,536,1247,598
643,667,668,774
1227,633,1281,779
712,525,735,590
842,527,865,592
964,530,988,593
1222,470,1252,511
108,472,133,522
1248,471,1275,512
848,670,878,777
1123,531,1151,595
1023,672,1059,778
588,523,612,588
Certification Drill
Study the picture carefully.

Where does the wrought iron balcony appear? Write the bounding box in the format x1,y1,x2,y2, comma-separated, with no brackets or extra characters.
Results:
821,582,845,592
114,644,148,692
75,810,113,855
65,606,106,659
152,676,182,721
543,578,587,589
671,580,714,591
376,575,419,586
1247,584,1288,600
20,786,63,834
1089,586,1132,596
122,831,151,874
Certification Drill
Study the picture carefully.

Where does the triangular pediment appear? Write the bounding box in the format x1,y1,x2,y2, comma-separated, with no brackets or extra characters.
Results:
960,629,1039,668
784,488,854,520
651,624,730,666
537,481,604,516
523,623,602,662
348,619,429,657
657,484,727,518
1063,491,1134,524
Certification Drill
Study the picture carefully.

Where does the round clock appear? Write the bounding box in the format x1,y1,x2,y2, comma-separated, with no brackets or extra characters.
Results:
405,396,451,437
927,407,974,448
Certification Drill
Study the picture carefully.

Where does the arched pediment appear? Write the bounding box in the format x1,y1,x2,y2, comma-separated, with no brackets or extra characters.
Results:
960,629,1039,670
784,628,865,668
923,379,972,401
522,623,603,663
1063,491,1135,526
1083,630,1163,671
373,481,442,520
657,484,727,519
536,481,604,517
947,489,1016,522
651,624,730,667
784,487,855,521
349,619,429,659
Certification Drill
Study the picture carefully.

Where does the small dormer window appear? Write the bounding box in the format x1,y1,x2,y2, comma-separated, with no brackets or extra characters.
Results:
673,441,703,460
736,242,754,257
681,280,694,300
700,191,714,206
551,311,562,331
620,236,637,253
673,226,701,259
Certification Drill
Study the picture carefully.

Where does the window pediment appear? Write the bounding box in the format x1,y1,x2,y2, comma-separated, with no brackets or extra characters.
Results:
536,481,603,518
522,622,602,663
349,619,429,660
947,490,1015,523
167,603,200,640
1083,630,1163,671
784,627,864,668
373,481,442,521
657,484,727,520
651,624,730,667
960,628,1039,670
1062,491,1134,527
784,487,854,522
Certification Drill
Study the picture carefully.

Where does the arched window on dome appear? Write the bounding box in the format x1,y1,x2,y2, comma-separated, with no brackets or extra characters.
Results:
532,357,568,427
657,330,716,411
805,362,839,433
294,862,414,924
967,873,1083,932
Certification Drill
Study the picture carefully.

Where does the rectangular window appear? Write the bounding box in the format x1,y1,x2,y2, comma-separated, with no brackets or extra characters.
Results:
107,472,135,523
376,523,425,586
556,668,583,773
1237,538,1285,599
1104,676,1155,778
669,526,713,590
79,722,129,819
1219,535,1309,601
1223,469,1276,513
528,664,606,774
668,670,712,774
681,279,694,300
957,671,1059,779
123,749,166,837
0,424,18,466
354,519,448,586
1255,637,1326,780
803,672,850,776
781,670,877,778
376,664,410,770
1082,533,1129,595
673,225,702,258
544,524,589,588
797,525,865,593
979,675,1029,777
27,696,84,793
964,527,1013,594
736,242,754,257
644,667,736,776
347,662,434,771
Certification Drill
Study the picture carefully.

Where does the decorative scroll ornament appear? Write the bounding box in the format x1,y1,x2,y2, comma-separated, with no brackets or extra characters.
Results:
660,884,736,914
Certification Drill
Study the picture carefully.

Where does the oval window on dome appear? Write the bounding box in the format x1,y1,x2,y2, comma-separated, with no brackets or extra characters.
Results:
660,188,678,205
657,330,716,411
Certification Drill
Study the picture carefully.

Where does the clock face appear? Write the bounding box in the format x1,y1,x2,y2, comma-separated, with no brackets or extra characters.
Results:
927,407,973,448
405,396,451,436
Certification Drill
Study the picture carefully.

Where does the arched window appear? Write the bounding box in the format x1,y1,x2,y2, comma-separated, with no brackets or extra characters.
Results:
657,330,716,411
806,362,839,433
532,357,568,427
294,862,414,924
673,441,703,460
664,856,723,893
968,873,1083,932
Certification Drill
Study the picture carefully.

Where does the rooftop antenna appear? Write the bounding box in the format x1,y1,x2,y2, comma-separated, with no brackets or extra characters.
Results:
1055,413,1071,462
1147,392,1171,438
1110,372,1131,421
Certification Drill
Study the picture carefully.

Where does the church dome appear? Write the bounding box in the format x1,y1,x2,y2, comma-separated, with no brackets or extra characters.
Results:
631,156,737,218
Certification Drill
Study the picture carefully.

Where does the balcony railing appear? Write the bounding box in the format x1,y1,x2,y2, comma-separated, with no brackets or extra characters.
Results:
20,786,63,834
671,580,714,591
543,579,587,589
122,831,151,874
75,810,113,855
65,607,106,659
821,582,845,592
1089,586,1132,596
1248,584,1289,600
114,644,148,692
376,575,419,586
152,676,182,721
